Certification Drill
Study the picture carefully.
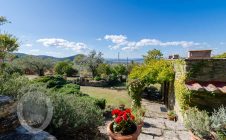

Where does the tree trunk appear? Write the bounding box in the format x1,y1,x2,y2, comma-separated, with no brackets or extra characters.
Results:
38,69,44,76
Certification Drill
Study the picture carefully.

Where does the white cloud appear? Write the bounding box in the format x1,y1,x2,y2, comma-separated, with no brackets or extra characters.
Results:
24,43,33,47
104,35,127,44
96,38,102,41
104,34,201,51
37,38,89,53
220,42,225,45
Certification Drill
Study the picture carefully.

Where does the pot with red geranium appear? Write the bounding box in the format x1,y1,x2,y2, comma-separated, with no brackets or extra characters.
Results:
107,108,143,140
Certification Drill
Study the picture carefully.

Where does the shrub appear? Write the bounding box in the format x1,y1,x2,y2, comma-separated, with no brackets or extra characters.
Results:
34,75,67,89
54,61,78,77
94,76,101,81
107,74,118,86
50,94,104,138
211,106,226,131
0,72,29,98
211,106,226,139
184,108,211,139
94,98,106,109
127,79,145,108
58,83,80,95
2,63,24,75
18,84,104,139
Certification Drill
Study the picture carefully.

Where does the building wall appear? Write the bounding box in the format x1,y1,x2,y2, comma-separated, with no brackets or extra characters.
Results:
185,59,226,82
172,58,226,113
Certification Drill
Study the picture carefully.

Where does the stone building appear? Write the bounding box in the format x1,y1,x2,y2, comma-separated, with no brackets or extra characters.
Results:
166,50,226,111
188,50,212,59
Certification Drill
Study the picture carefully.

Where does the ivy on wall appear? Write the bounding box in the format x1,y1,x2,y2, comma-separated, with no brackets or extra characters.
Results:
174,75,192,112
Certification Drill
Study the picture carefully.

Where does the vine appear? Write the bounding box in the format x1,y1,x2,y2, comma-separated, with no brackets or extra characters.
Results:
174,75,192,112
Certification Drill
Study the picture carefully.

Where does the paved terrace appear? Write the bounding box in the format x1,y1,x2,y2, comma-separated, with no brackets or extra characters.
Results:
99,99,190,140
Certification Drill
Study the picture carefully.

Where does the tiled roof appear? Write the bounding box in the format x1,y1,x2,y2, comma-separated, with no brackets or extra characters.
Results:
185,81,226,94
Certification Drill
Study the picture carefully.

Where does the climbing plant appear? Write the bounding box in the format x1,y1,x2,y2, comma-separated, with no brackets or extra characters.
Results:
129,60,175,84
174,75,192,112
127,79,145,109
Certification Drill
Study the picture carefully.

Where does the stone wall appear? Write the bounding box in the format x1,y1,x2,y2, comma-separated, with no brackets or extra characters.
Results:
172,58,226,112
184,59,226,82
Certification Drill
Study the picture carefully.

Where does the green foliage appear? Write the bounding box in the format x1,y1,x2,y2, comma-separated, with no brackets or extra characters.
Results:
54,61,78,76
112,64,127,76
143,49,163,63
188,60,208,78
0,16,10,26
167,110,176,117
74,54,86,66
96,63,111,77
0,72,29,98
127,79,145,108
107,74,119,86
58,83,81,95
83,50,104,78
94,76,101,81
132,106,146,124
211,106,226,133
0,34,19,63
14,56,54,76
1,62,23,75
174,75,191,111
94,98,106,109
18,84,104,137
50,94,104,135
34,75,67,88
213,52,226,58
129,60,174,84
184,108,211,139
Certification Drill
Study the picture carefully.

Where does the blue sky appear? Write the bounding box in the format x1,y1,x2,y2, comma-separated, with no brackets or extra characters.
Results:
0,0,226,58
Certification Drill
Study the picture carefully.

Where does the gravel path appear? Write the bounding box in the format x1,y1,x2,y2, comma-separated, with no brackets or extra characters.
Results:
99,99,190,140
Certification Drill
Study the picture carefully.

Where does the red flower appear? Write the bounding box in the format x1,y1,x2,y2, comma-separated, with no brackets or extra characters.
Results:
125,109,131,114
119,111,125,116
112,109,121,116
130,115,135,120
122,113,128,121
115,116,123,124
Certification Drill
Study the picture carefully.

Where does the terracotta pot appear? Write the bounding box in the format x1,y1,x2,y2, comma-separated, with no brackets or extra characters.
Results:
167,115,176,121
107,122,143,140
189,130,216,140
189,131,202,140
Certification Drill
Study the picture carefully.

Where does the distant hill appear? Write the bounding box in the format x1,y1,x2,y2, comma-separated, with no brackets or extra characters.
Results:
14,53,78,61
13,53,143,63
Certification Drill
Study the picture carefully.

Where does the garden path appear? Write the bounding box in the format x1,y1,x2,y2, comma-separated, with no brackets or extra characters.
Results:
98,99,190,140
138,99,190,140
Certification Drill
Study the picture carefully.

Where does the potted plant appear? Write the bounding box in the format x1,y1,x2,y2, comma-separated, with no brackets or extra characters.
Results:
167,110,177,121
107,108,143,140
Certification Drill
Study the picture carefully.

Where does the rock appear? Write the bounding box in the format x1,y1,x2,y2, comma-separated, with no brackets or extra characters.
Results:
0,126,56,140
0,96,19,134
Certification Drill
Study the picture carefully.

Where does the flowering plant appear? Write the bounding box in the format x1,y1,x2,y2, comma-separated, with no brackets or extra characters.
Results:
111,108,137,135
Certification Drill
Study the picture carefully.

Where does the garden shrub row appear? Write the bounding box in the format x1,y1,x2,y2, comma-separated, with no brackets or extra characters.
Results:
0,73,105,139
184,106,226,140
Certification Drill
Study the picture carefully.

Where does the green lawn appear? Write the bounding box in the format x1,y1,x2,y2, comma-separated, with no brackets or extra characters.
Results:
80,86,132,108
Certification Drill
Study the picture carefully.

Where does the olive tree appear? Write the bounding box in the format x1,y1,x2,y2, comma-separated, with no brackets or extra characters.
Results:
143,49,163,63
54,61,78,76
83,50,104,78
16,56,54,76
0,34,19,69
